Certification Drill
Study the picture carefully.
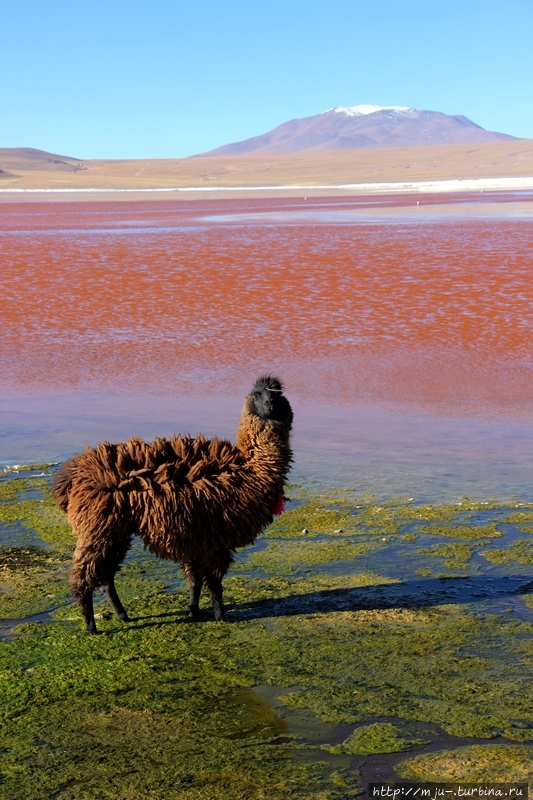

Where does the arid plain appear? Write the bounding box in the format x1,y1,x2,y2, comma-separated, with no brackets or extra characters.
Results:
1,139,533,195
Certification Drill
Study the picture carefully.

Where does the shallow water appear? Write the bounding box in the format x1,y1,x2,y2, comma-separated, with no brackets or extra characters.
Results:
1,192,533,501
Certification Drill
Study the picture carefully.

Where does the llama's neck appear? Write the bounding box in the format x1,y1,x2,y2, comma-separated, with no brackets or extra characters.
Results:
236,402,292,486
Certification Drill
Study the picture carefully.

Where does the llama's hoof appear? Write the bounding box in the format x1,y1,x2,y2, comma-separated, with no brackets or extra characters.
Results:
187,605,200,620
85,624,98,635
117,611,130,622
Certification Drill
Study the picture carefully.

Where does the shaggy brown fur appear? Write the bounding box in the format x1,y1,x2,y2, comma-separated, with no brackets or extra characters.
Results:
53,375,293,633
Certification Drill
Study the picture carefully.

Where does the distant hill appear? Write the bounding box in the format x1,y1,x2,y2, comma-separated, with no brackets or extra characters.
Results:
197,105,518,156
0,147,84,174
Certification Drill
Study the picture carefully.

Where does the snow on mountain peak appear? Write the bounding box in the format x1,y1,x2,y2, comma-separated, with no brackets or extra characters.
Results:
327,104,414,117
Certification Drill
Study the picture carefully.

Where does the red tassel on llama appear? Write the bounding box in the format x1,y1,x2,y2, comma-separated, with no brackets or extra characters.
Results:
273,491,285,516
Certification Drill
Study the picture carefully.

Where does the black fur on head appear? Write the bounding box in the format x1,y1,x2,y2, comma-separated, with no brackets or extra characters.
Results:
250,374,293,426
252,374,284,394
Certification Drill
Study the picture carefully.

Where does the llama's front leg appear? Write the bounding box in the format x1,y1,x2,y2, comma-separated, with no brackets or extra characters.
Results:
204,550,232,621
204,569,227,622
204,553,231,622
103,578,129,622
183,562,203,619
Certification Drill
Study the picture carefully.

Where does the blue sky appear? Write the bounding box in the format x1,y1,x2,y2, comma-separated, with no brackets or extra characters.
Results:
2,0,532,159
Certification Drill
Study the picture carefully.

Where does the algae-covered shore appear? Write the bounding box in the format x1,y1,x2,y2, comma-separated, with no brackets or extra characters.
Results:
1,467,533,798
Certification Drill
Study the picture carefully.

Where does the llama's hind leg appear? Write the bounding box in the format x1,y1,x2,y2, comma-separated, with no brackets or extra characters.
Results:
103,577,129,622
78,587,97,635
70,562,98,635
70,534,131,634
184,562,202,619
69,543,100,633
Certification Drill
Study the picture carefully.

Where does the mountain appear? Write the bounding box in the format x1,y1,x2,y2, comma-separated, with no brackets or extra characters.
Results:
197,105,518,156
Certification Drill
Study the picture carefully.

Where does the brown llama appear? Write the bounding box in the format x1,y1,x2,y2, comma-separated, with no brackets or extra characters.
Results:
53,375,293,633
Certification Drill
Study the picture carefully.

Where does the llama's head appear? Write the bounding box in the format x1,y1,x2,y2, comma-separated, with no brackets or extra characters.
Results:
250,375,293,427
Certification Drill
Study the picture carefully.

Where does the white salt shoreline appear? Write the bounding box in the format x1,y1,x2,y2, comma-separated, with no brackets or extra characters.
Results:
1,176,533,195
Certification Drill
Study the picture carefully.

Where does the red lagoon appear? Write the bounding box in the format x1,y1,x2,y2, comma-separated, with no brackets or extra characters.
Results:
1,194,533,500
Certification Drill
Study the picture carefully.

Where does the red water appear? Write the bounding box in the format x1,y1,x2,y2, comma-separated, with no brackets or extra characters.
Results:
1,194,533,499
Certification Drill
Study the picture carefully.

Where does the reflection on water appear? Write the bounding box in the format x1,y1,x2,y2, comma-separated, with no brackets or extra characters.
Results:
1,194,533,500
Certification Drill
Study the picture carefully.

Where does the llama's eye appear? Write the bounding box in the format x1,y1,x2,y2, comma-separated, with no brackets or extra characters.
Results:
254,392,261,400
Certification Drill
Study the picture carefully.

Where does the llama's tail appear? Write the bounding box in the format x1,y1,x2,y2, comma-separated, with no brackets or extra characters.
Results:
52,455,81,512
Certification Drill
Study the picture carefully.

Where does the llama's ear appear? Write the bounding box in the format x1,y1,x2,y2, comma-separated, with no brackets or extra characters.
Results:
252,374,284,394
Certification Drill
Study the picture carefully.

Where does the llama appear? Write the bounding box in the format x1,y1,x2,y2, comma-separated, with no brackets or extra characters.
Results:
53,375,293,633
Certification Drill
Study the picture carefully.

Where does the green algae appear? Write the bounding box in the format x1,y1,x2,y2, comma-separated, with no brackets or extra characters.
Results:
1,696,358,800
0,537,72,620
503,511,533,525
502,510,533,535
396,744,533,782
240,538,381,574
502,511,533,535
417,523,502,539
0,618,364,799
415,567,434,577
523,595,533,613
321,722,427,755
348,504,402,536
0,492,72,548
394,502,466,523
266,503,360,539
0,480,20,502
483,539,533,565
0,546,71,619
2,470,533,796
270,608,533,742
0,474,75,619
417,542,475,569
